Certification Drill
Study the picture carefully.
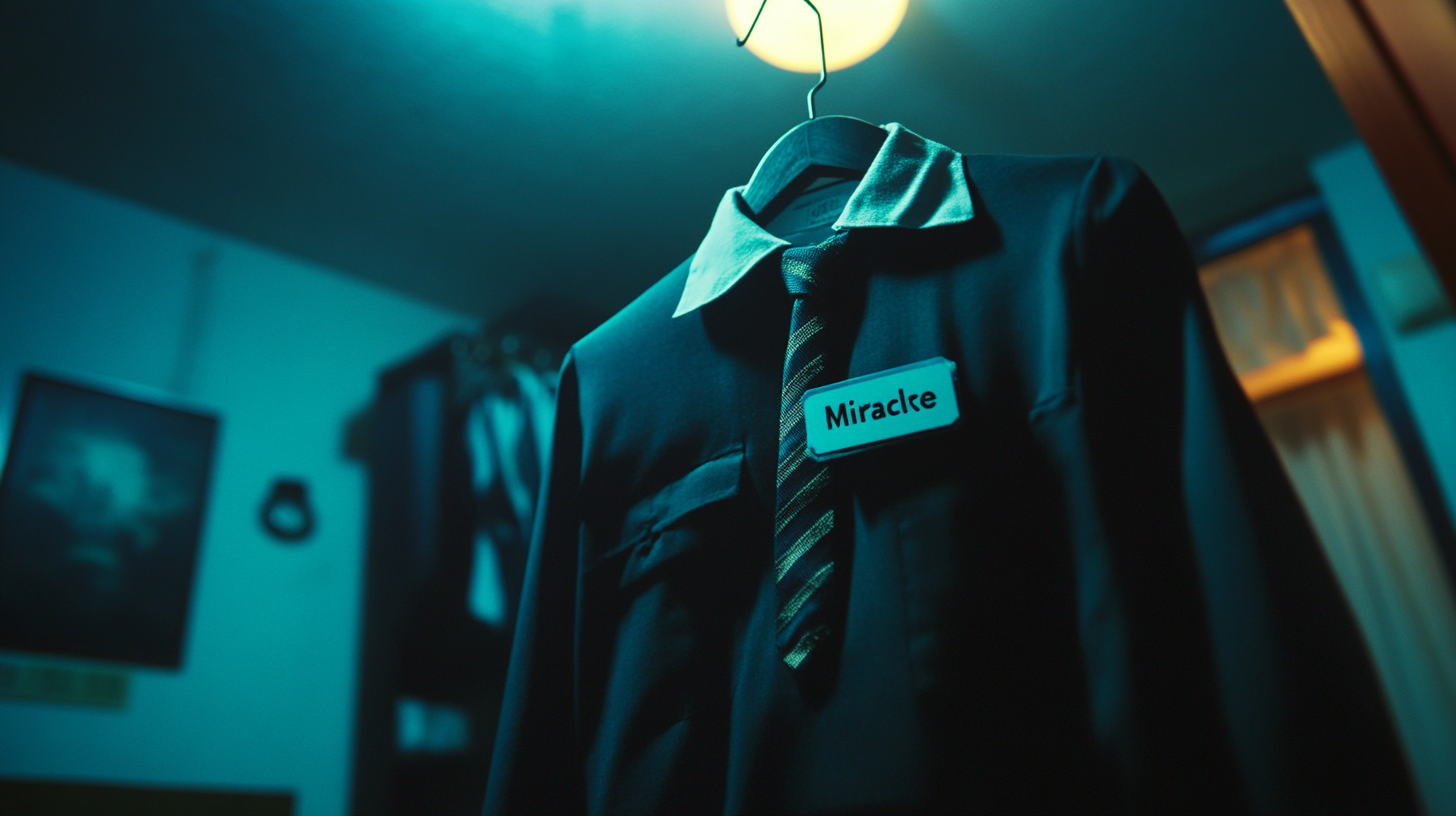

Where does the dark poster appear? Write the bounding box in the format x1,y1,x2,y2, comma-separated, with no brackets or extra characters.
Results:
0,374,217,668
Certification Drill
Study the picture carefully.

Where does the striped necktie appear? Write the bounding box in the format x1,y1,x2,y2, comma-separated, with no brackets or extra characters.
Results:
775,231,849,670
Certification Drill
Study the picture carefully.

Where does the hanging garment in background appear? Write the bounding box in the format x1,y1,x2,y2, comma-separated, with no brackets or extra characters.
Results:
484,127,1416,814
464,363,556,629
350,338,565,816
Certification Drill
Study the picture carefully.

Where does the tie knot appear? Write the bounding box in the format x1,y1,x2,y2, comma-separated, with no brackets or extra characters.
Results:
780,231,850,297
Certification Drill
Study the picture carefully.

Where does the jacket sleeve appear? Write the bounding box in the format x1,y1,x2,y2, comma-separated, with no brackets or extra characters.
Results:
484,352,588,815
1068,156,1416,813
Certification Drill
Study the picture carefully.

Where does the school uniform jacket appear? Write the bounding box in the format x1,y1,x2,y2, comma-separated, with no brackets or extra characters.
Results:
483,125,1414,815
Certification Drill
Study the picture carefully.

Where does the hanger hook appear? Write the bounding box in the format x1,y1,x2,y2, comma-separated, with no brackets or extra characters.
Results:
735,0,829,120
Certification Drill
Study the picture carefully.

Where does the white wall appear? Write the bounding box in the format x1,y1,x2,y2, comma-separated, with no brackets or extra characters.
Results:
1312,143,1456,519
0,158,474,815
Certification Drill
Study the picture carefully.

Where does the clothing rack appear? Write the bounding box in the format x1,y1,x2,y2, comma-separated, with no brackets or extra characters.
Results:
349,297,602,816
448,329,561,407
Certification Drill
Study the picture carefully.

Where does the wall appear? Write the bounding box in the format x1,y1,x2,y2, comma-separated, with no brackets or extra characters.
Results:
1312,142,1456,518
0,158,474,816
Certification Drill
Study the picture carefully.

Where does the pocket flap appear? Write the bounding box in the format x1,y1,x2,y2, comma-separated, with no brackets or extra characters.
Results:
615,448,744,588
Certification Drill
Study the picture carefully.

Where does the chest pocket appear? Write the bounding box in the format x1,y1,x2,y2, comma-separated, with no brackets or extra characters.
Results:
583,448,750,807
613,448,744,591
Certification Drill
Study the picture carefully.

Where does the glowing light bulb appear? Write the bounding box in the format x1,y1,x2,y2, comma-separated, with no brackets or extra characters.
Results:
726,0,908,73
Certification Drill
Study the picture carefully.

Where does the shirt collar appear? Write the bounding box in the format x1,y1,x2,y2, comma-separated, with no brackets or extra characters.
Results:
674,123,974,317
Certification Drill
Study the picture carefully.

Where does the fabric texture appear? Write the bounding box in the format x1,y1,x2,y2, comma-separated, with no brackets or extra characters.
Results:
775,234,851,669
484,143,1416,815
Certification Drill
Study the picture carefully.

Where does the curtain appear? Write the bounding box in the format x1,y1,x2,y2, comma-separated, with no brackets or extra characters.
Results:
1200,225,1456,816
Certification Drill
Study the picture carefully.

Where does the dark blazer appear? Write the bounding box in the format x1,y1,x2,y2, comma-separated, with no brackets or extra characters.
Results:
484,155,1415,814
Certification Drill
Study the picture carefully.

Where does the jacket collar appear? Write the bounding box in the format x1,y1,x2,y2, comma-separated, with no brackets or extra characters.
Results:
674,123,974,317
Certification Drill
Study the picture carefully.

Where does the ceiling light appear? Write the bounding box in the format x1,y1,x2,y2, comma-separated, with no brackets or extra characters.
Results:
726,0,908,73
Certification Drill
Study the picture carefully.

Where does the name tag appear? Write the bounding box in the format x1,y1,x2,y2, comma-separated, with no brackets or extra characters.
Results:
802,357,960,460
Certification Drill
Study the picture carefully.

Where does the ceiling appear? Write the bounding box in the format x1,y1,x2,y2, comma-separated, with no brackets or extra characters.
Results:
0,0,1357,324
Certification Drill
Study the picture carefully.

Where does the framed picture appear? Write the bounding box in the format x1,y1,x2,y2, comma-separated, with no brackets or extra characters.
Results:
0,373,218,668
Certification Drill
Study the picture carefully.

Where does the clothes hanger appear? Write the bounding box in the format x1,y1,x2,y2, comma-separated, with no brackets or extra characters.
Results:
736,0,888,224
